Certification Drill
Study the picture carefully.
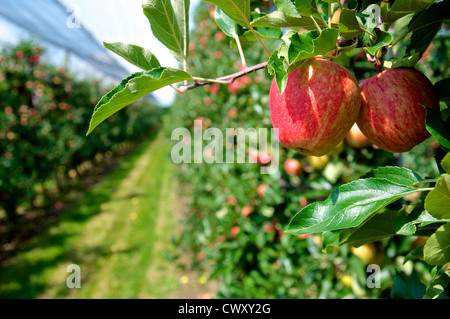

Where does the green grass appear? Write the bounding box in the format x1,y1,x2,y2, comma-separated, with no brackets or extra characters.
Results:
0,129,188,298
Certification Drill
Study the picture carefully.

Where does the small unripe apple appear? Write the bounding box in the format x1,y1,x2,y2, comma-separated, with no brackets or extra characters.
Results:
307,154,330,171
351,244,376,265
284,158,302,176
357,68,439,153
345,123,371,149
269,58,361,156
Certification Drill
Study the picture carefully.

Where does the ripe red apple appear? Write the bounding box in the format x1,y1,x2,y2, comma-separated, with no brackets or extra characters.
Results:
230,226,240,237
256,184,268,198
269,58,361,156
241,206,253,217
357,68,439,153
345,123,371,149
257,150,272,165
284,158,303,176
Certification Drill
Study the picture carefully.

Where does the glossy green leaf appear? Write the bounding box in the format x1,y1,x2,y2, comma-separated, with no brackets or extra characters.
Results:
434,78,450,103
251,10,327,29
103,42,160,71
395,208,449,235
362,166,423,186
287,178,419,235
338,9,363,39
406,20,442,58
341,210,401,247
408,1,450,33
274,0,302,18
173,0,190,58
381,0,434,24
383,53,420,69
142,0,185,62
281,28,339,66
294,0,318,17
267,50,288,95
215,6,237,38
364,28,393,56
391,272,426,299
425,106,450,152
237,12,283,44
442,152,450,174
424,174,450,220
424,224,450,266
87,68,192,135
202,0,250,27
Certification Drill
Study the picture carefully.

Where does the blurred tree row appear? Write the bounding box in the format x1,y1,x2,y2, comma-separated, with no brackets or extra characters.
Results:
0,40,164,226
167,3,445,298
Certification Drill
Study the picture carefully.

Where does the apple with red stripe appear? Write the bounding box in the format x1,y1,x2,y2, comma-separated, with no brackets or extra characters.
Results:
357,68,439,153
269,58,361,156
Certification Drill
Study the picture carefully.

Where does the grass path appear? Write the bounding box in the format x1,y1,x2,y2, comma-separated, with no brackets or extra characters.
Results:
0,129,215,299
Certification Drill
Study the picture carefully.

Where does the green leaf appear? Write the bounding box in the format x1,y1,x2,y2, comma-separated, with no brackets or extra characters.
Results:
381,0,434,24
280,28,339,67
215,6,238,38
294,0,318,17
286,178,419,235
87,68,192,135
406,20,442,58
424,224,450,266
237,12,283,44
338,9,364,39
364,28,393,56
202,0,250,27
103,42,161,71
142,0,185,62
394,208,449,234
442,152,450,174
267,50,288,95
362,166,423,186
391,272,426,299
424,174,450,220
383,53,420,69
250,10,327,29
425,106,450,152
408,1,450,33
434,78,450,103
321,230,341,252
341,210,401,247
274,0,302,18
173,0,190,59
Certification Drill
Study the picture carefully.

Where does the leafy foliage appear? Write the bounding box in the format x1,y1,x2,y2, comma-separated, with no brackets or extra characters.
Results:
0,40,164,223
87,0,449,299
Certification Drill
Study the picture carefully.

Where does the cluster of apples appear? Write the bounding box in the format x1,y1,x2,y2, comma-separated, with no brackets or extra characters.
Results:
269,58,439,156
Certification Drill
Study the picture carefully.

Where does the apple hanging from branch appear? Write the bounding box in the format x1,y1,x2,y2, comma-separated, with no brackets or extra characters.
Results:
357,68,439,153
269,58,361,157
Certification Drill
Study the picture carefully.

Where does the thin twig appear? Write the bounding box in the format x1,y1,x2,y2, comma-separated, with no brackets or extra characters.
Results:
176,61,269,93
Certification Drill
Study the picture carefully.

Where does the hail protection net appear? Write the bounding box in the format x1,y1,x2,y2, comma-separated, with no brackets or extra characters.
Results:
0,0,130,80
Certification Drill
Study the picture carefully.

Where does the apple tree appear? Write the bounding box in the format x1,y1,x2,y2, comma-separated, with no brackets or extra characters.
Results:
87,0,450,298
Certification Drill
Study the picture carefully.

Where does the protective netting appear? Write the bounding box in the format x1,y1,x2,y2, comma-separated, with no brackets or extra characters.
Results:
0,0,130,80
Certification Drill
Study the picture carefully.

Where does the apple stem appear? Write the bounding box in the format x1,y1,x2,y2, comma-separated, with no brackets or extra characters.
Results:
311,16,322,34
175,62,269,93
234,34,247,69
